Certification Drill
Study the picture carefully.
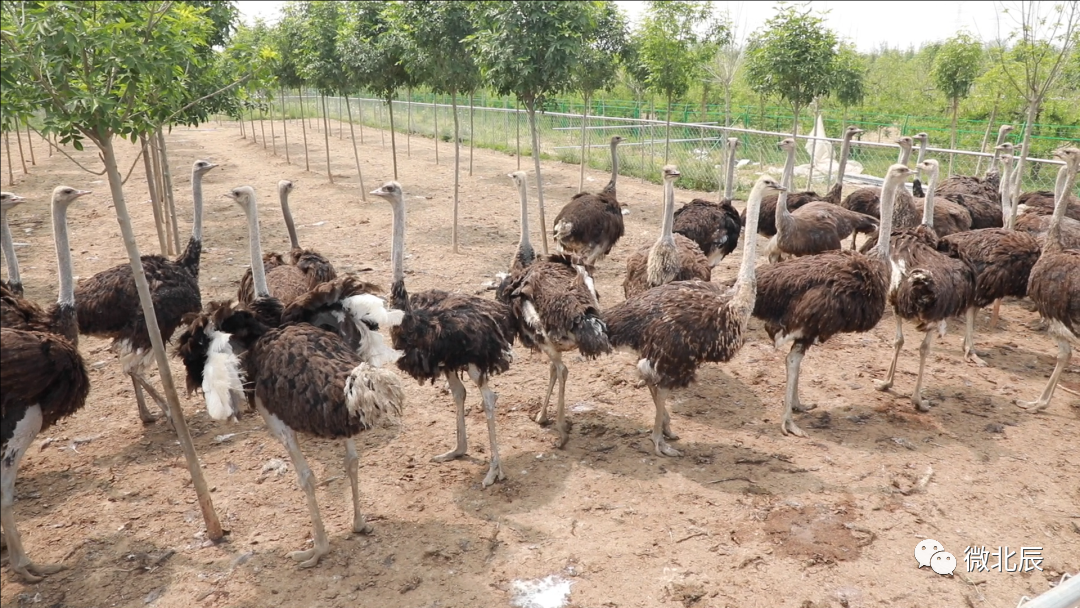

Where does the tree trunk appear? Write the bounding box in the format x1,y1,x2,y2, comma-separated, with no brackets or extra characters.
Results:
579,91,591,192
338,95,343,139
99,134,224,543
452,90,461,252
280,85,290,164
259,103,267,150
948,97,958,176
974,95,1000,177
249,108,258,145
664,92,673,164
344,95,366,202
525,100,549,254
147,130,172,256
239,110,245,138
515,99,521,170
388,96,399,180
724,84,732,128
268,92,277,156
468,91,475,177
1011,100,1039,205
321,93,334,183
4,132,14,184
141,135,169,255
156,130,181,254
298,87,310,172
434,95,439,165
24,120,35,166
406,87,412,159
14,123,27,174
357,96,365,145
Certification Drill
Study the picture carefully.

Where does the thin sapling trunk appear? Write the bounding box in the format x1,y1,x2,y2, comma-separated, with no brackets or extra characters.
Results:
157,129,181,254
579,92,590,192
24,120,35,166
298,87,310,172
141,135,169,255
344,95,366,201
388,96,399,180
321,93,333,184
526,100,549,254
280,85,290,164
452,89,461,253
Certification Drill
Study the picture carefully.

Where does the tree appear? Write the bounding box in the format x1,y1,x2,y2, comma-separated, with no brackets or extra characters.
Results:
745,4,839,135
932,32,983,172
471,0,599,254
992,0,1080,195
295,0,343,183
636,1,727,162
274,6,309,170
394,1,479,253
1,0,228,541
572,2,628,191
707,18,746,128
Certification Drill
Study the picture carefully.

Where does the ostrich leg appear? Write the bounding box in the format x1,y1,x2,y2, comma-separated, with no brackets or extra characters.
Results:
468,364,505,487
910,328,936,412
1017,338,1072,413
962,307,987,366
1,406,64,582
432,371,468,462
989,298,1002,329
875,317,905,391
535,350,558,426
131,376,156,423
344,439,373,535
647,384,681,457
258,403,329,569
552,353,570,449
781,343,809,437
131,372,173,422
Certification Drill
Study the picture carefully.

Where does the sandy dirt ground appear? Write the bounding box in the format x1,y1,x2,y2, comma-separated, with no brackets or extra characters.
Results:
1,119,1077,608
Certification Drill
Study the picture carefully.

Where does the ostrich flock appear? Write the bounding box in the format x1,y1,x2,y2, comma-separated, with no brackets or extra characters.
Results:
0,125,1078,580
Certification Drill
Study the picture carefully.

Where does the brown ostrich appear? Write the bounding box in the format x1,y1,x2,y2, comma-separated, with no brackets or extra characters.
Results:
552,136,626,265
177,185,405,569
623,165,711,298
674,138,743,266
237,180,337,307
753,164,913,437
822,126,866,205
1017,147,1080,413
1014,190,1080,221
2,185,92,582
1,192,27,297
73,159,217,424
873,160,976,411
371,181,515,487
498,171,611,448
840,136,916,221
604,175,782,456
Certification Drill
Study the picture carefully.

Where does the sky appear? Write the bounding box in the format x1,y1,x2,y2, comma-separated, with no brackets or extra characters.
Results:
235,1,1006,53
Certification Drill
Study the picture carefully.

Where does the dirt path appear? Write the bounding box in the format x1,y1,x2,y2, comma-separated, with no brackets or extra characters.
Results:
1,119,1077,608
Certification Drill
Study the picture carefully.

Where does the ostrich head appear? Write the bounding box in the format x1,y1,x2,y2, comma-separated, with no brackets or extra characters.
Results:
914,132,928,144
917,159,939,181
610,135,625,146
896,136,913,151
507,171,527,187
778,137,796,152
1053,146,1080,170
52,186,92,208
999,124,1015,137
996,142,1014,155
1,192,27,212
278,179,295,194
224,185,257,210
192,159,218,175
886,164,913,181
370,181,404,203
757,176,784,193
844,126,864,139
662,165,681,181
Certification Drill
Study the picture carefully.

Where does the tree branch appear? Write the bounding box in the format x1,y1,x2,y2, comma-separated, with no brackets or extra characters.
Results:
28,125,106,176
163,74,252,124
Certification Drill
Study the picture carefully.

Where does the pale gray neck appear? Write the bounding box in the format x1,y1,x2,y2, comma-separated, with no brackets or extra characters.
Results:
836,133,852,184
280,187,300,249
737,182,765,283
52,199,74,306
391,196,406,283
659,178,676,246
517,180,531,250
777,145,796,220
898,144,912,166
1000,157,1015,228
781,145,796,190
609,141,619,188
1049,161,1078,243
916,139,928,164
724,140,738,199
995,127,1011,147
871,176,901,260
243,199,270,298
921,170,937,227
1,209,20,288
191,169,205,243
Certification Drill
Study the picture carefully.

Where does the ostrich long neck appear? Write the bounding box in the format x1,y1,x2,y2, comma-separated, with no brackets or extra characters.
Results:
921,169,938,228
1000,156,1015,228
730,181,767,317
389,193,410,313
243,197,270,298
50,195,79,344
514,178,534,268
658,176,676,246
836,132,853,187
898,143,912,166
775,144,797,232
915,139,928,165
724,139,738,200
280,186,300,250
178,167,206,274
1,208,20,290
870,174,903,261
604,139,619,196
1047,160,1078,251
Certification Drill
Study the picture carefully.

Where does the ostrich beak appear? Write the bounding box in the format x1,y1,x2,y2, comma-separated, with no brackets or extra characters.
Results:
74,190,92,197
8,195,26,203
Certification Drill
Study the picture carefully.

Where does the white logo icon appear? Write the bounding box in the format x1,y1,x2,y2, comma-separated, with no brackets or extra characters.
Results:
915,539,944,568
931,551,956,575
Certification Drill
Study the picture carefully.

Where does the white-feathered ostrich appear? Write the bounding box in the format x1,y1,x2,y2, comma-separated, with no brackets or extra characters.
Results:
552,136,626,266
604,175,782,456
1,192,27,296
623,165,711,298
1017,147,1080,413
2,186,92,582
753,164,913,437
237,180,337,307
177,185,405,569
873,160,976,411
497,171,611,448
768,138,879,262
673,138,743,267
74,159,217,423
371,181,515,487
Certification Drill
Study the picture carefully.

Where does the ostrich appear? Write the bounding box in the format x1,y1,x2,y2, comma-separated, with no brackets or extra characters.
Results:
743,134,822,237
371,181,515,488
910,133,929,197
822,126,866,205
673,138,743,266
873,160,976,411
74,159,217,423
498,171,611,448
1,192,27,296
177,185,405,569
604,175,783,456
1,187,92,343
623,166,711,298
767,138,879,262
552,136,626,265
1017,147,1080,413
2,186,92,582
237,180,337,307
753,164,913,437
1014,190,1080,220
1015,208,1080,250
939,150,1040,364
840,136,916,220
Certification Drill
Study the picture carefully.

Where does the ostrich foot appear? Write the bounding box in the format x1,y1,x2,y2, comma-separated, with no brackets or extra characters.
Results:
662,428,680,440
11,561,64,583
964,349,988,367
431,447,467,463
288,544,329,569
482,459,505,488
913,397,932,413
652,436,682,457
781,416,807,438
553,421,571,449
352,516,374,536
874,379,893,392
791,401,816,413
535,410,550,426
1015,399,1051,413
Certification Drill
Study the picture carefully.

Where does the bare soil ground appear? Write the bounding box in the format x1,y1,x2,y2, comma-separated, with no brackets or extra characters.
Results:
1,119,1077,608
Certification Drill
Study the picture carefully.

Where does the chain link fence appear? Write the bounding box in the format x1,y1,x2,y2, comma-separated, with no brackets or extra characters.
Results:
264,94,1073,198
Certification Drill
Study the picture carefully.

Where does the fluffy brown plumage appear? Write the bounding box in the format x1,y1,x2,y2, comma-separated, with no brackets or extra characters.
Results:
1014,211,1080,249
1016,190,1080,220
553,136,626,265
743,190,817,237
673,198,742,266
